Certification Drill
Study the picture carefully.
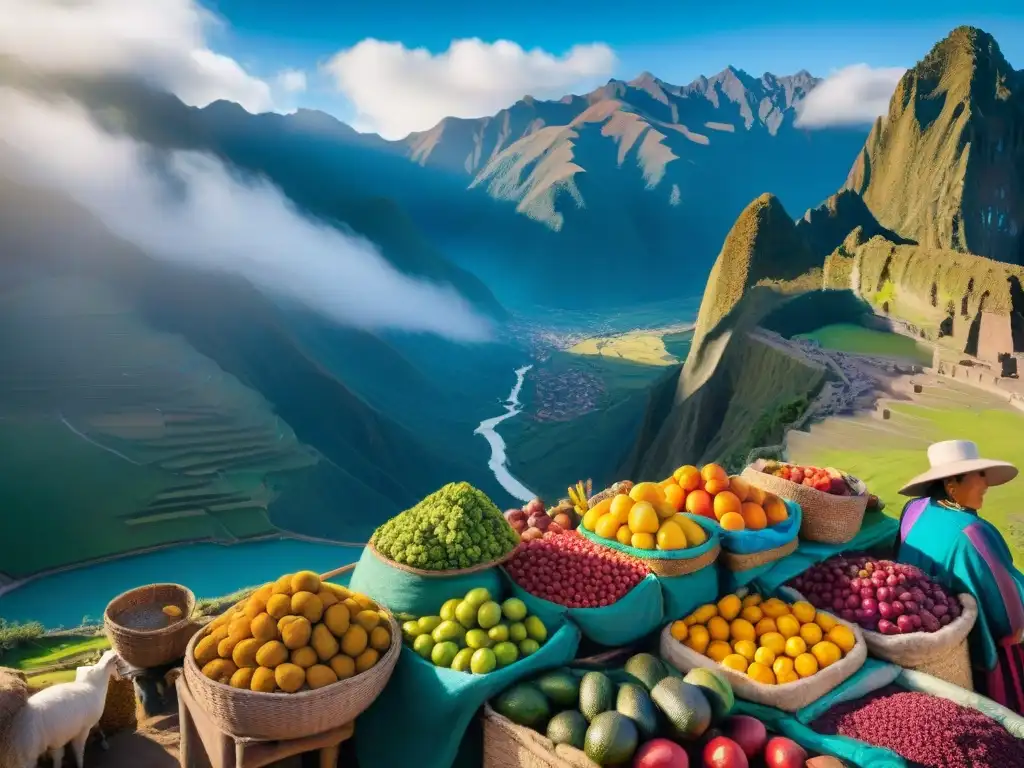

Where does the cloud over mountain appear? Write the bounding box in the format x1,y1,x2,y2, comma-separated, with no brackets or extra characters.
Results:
322,37,617,139
795,63,906,128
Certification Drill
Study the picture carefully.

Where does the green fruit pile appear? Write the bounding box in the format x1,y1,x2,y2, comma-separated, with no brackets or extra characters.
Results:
491,654,736,766
373,482,519,570
402,587,548,673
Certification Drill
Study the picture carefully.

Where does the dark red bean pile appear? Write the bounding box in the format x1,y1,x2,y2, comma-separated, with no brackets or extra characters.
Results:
812,686,1024,767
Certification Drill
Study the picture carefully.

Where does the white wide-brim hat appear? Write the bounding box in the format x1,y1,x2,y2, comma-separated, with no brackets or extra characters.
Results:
899,439,1018,497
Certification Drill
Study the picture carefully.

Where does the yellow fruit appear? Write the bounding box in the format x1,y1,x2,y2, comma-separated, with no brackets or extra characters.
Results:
685,625,710,654
722,654,748,673
291,592,325,623
312,623,340,661
675,515,708,547
250,666,277,693
728,475,751,502
290,646,318,669
656,520,687,550
274,663,305,693
616,525,634,545
815,612,838,632
794,653,819,678
194,634,221,667
811,641,842,668
754,647,776,666
281,617,312,650
582,503,607,531
217,635,242,660
784,636,807,658
627,502,659,534
742,594,763,608
306,664,338,690
255,640,288,668
228,617,253,641
202,658,237,684
629,482,666,505
776,615,801,639
692,604,719,624
707,641,733,662
761,598,790,619
251,612,279,644
772,657,795,677
707,616,730,642
291,570,321,595
323,604,351,636
791,601,816,624
266,594,292,620
355,648,380,673
243,595,268,620
777,670,801,684
317,589,339,609
229,667,255,689
717,594,742,621
827,626,856,654
733,640,757,662
322,582,351,600
609,494,635,523
369,626,391,651
755,618,778,637
760,632,786,656
341,624,369,657
747,662,776,685
252,583,274,604
631,532,656,550
654,500,678,520
800,623,823,646
740,605,764,624
595,513,621,540
729,618,756,643
670,621,689,642
272,574,294,596
354,610,380,632
353,593,376,612
673,465,701,490
719,512,745,532
231,638,261,669
329,654,356,680
278,615,301,634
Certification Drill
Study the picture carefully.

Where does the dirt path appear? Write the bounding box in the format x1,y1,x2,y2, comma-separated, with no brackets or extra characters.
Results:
83,716,179,768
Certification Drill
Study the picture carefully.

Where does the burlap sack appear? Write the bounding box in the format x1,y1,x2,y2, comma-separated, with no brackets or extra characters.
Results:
482,704,598,768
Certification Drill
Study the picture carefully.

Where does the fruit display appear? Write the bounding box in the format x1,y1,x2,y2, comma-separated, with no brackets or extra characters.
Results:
400,586,548,673
758,461,859,497
669,593,857,685
660,464,791,533
490,654,733,766
371,481,519,570
700,721,807,768
193,571,391,693
505,496,580,541
505,532,649,608
811,685,1024,767
580,480,711,551
787,555,963,635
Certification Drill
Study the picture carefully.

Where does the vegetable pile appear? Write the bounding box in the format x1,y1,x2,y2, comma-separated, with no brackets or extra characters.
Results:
812,685,1024,767
671,593,857,685
372,481,519,570
758,461,855,496
505,495,580,541
788,555,962,635
505,532,649,608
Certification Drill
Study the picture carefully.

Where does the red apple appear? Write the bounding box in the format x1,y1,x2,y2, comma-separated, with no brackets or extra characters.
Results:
764,737,808,768
633,738,689,768
702,736,748,768
721,716,767,760
552,512,573,530
525,498,545,515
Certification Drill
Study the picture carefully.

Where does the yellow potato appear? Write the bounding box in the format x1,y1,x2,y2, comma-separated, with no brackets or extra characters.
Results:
317,589,339,609
281,617,312,650
291,592,324,623
329,654,355,680
244,594,268,620
291,646,318,668
274,663,305,693
271,574,294,596
341,625,368,658
254,640,288,668
353,610,380,633
228,617,253,641
250,666,277,693
369,626,391,652
232,638,262,669
229,667,256,689
312,623,340,661
291,570,321,595
194,635,221,667
323,604,351,637
305,664,338,690
266,594,292,620
354,648,379,673
251,612,278,643
201,658,237,684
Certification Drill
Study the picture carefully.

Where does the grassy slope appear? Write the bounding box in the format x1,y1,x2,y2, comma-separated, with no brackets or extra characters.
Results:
796,323,934,366
0,635,109,671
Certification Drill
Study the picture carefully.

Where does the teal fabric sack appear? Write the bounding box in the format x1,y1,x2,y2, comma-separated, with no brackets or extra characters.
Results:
356,620,581,768
348,545,503,617
659,564,719,621
504,571,664,647
718,500,801,554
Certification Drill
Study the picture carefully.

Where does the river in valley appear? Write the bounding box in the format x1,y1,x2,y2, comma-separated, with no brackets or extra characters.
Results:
474,364,537,503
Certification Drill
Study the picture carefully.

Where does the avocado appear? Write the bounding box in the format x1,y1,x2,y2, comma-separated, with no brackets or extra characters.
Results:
615,682,659,740
584,711,639,765
535,670,581,710
623,653,669,692
546,710,588,750
650,677,712,741
492,684,551,729
579,671,616,723
682,668,735,722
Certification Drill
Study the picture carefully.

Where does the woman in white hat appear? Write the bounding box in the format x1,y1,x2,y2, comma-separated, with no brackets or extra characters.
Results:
896,439,1023,709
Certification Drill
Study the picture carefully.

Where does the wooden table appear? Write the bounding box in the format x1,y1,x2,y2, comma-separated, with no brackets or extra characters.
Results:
175,674,354,768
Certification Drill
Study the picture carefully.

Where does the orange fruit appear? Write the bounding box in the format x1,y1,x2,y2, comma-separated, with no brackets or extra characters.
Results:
629,482,666,505
800,623,823,646
631,532,656,550
740,502,767,530
721,654,748,673
719,512,745,531
733,639,757,662
791,602,816,624
811,641,842,668
747,662,776,685
754,618,778,637
704,477,731,495
684,489,713,518
659,478,676,488
594,514,621,540
741,605,763,623
764,496,789,525
663,483,686,511
707,640,733,662
784,636,807,658
610,494,635,524
760,632,786,656
627,501,660,534
827,626,856,654
729,618,756,642
582,499,610,530
754,647,775,666
776,615,801,639
615,525,633,545
701,463,728,485
673,465,701,491
772,656,794,677
747,485,767,505
654,500,678,520
670,620,689,642
713,491,742,520
815,612,839,632
794,653,819,678
728,476,750,502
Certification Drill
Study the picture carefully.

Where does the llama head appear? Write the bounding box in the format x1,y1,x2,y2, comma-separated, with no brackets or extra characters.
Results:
95,649,125,680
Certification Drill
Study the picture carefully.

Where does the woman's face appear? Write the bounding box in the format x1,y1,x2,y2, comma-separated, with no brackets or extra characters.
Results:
948,470,989,509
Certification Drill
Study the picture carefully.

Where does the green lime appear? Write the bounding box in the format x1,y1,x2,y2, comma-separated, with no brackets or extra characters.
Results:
501,598,528,622
412,634,435,659
509,622,528,643
524,616,548,643
470,647,497,674
493,641,519,668
440,598,461,622
478,601,502,629
402,621,422,638
455,600,478,629
464,587,493,608
488,624,510,643
417,615,442,633
519,638,540,657
465,629,492,649
431,620,464,643
431,640,460,668
450,648,475,673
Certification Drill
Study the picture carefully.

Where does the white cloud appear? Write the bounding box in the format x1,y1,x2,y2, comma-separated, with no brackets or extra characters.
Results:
796,64,906,128
323,38,617,139
276,69,308,94
0,88,493,341
0,0,274,113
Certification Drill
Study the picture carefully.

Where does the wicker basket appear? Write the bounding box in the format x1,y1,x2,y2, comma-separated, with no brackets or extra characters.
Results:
643,542,721,577
742,466,866,544
721,536,799,573
367,540,512,577
482,703,597,768
182,610,401,740
104,584,199,669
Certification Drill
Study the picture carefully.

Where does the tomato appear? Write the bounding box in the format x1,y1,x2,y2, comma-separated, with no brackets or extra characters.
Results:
763,736,808,768
702,736,749,768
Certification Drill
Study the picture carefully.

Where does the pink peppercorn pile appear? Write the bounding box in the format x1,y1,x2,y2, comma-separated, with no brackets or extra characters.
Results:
505,532,649,608
812,686,1024,767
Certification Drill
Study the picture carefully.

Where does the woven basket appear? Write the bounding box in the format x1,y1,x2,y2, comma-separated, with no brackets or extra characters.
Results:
643,542,721,577
742,466,866,544
482,703,597,768
367,540,513,577
104,583,199,669
586,481,633,508
182,610,400,740
721,536,799,573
